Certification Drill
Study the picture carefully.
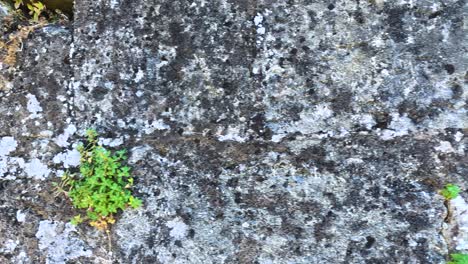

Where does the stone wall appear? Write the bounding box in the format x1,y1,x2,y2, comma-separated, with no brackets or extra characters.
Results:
0,0,466,263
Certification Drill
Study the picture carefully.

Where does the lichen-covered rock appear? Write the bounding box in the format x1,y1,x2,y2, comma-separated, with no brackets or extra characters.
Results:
0,2,13,22
0,0,466,263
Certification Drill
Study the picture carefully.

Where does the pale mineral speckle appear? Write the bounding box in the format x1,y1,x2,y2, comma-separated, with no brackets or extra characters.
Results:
454,132,464,142
257,26,266,35
16,210,26,223
258,259,275,264
346,158,364,164
0,158,8,177
254,12,266,43
166,218,188,240
135,68,145,83
25,94,43,119
254,13,263,26
135,90,144,97
271,134,286,143
39,130,54,137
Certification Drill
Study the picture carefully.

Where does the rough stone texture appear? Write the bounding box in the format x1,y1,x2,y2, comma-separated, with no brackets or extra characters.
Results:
1,0,467,263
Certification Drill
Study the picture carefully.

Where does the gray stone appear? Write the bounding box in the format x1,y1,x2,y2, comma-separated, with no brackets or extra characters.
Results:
0,2,12,21
0,0,467,263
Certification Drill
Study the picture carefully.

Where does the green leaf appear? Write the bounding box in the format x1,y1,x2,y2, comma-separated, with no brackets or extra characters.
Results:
86,129,97,139
14,0,22,9
119,166,130,177
441,184,461,200
71,215,83,226
87,211,99,220
116,149,126,157
129,196,142,209
33,1,44,9
448,253,468,264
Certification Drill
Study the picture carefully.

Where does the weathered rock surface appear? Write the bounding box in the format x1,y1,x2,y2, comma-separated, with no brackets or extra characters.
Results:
1,0,467,263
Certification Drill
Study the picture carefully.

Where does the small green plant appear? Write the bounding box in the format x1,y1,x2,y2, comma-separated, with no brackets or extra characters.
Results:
54,129,142,230
13,0,45,21
7,0,73,21
440,184,461,200
448,253,468,264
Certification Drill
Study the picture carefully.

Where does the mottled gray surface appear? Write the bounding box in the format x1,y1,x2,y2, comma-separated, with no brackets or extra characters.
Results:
1,0,467,263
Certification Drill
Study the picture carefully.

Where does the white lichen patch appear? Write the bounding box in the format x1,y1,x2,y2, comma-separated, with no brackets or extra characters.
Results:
21,158,50,180
14,251,30,264
53,149,81,169
380,113,415,140
0,136,17,157
0,137,19,179
35,221,92,264
55,124,77,147
0,239,18,253
434,141,455,153
357,114,377,130
114,212,152,258
144,119,170,134
1,157,25,179
166,218,188,240
268,103,335,141
445,196,468,251
26,94,43,119
425,109,468,130
99,137,124,147
128,145,152,164
217,125,248,143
